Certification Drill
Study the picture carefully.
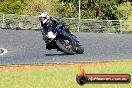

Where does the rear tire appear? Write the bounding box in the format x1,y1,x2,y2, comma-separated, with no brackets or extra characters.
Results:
56,40,74,55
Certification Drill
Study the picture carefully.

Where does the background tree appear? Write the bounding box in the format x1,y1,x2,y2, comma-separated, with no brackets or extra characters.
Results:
0,0,131,20
58,0,132,20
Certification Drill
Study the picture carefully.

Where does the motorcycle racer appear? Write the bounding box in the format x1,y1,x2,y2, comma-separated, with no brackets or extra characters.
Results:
39,12,77,50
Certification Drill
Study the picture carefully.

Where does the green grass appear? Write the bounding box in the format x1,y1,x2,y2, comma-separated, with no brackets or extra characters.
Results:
0,61,132,88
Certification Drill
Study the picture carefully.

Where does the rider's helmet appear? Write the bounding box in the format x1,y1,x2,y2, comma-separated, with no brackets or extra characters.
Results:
39,12,49,18
39,12,49,24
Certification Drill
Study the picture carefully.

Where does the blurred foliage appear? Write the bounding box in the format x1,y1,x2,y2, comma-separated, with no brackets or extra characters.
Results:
0,0,28,14
59,0,132,20
24,0,58,16
0,0,132,20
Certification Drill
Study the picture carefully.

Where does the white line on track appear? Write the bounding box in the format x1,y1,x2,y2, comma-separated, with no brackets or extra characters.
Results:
0,48,8,55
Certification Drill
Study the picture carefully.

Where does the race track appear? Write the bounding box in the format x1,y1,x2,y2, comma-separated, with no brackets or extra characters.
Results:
0,29,132,65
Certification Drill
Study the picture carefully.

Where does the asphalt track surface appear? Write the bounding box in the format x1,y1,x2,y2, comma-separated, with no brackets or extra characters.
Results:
0,29,132,65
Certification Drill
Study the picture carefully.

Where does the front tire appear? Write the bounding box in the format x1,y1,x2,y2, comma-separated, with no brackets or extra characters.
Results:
76,46,84,54
56,39,74,55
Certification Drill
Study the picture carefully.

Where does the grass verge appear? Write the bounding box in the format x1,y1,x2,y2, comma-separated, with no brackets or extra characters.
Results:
0,61,132,88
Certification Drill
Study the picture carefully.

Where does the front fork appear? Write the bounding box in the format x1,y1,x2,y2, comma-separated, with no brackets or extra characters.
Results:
70,34,81,46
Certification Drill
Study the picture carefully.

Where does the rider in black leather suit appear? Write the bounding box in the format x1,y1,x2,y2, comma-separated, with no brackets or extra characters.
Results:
39,12,76,48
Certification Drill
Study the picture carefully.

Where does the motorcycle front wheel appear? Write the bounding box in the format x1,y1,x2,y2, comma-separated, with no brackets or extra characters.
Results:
76,46,84,54
56,39,74,55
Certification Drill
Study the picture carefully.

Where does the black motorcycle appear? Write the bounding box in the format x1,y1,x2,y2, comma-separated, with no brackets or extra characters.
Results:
41,22,84,55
